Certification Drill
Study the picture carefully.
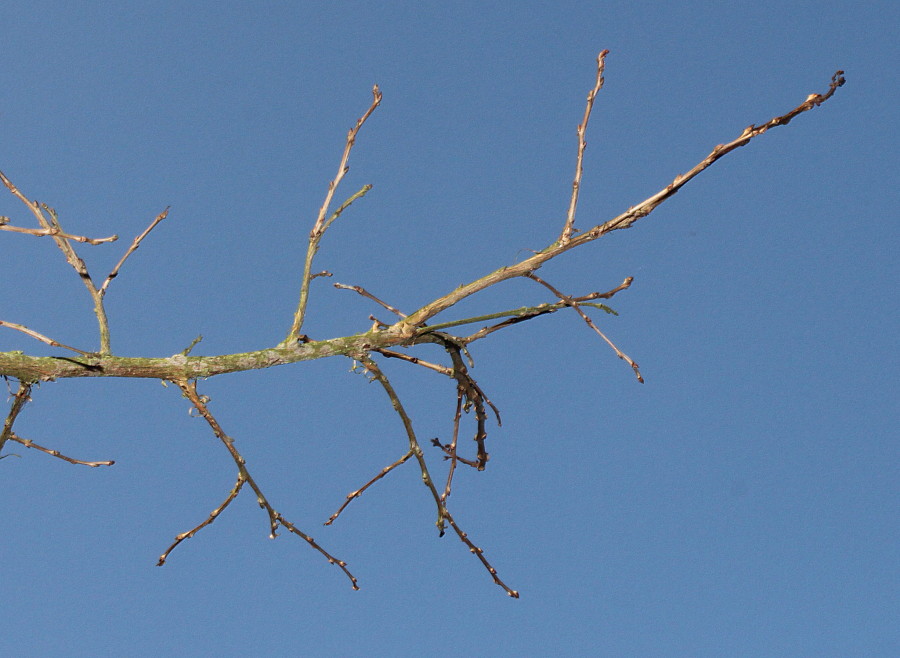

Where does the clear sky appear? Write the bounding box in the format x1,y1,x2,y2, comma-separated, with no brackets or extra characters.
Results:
1,2,896,656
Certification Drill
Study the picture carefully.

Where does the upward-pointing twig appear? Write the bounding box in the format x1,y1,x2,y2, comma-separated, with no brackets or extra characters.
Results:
0,171,116,353
560,49,609,244
100,207,170,296
285,85,382,344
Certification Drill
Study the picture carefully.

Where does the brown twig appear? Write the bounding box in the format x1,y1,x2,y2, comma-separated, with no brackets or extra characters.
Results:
463,299,618,343
1,380,32,455
335,283,407,318
170,379,358,589
458,278,633,343
395,69,845,333
440,340,500,470
325,450,414,525
527,273,643,382
372,348,453,376
431,437,481,469
424,284,626,334
441,506,519,598
440,394,464,501
285,85,382,343
356,353,517,597
0,215,117,244
0,320,94,356
6,433,114,467
158,473,245,565
400,279,626,342
561,49,609,244
100,207,170,296
0,170,113,353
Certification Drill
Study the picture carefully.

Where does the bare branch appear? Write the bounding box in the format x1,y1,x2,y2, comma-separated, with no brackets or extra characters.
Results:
527,273,643,382
320,184,373,235
440,505,519,598
100,207,170,296
0,57,845,597
312,86,382,238
179,335,204,356
586,70,847,238
170,379,358,589
561,49,609,244
0,216,117,244
1,380,32,455
0,170,113,353
158,473,245,565
356,354,517,596
439,339,500,470
417,277,633,341
431,437,480,469
440,394,464,502
0,320,94,356
6,433,115,467
325,450,414,525
396,70,845,333
372,348,453,376
461,298,616,343
354,355,438,512
335,283,407,318
285,85,382,344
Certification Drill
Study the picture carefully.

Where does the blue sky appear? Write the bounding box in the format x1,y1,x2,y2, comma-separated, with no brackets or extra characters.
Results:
1,2,896,656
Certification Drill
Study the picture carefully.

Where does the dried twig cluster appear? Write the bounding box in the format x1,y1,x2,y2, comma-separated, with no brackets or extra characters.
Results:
0,52,844,596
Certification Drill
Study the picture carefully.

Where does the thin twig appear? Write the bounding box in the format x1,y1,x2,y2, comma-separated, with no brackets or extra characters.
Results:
158,474,245,565
431,437,480,469
414,277,633,340
6,433,114,466
441,340,500,470
334,283,407,318
0,170,113,353
171,379,358,589
377,331,498,476
527,273,643,382
561,49,609,244
180,335,203,356
0,320,94,356
325,450,414,525
441,506,519,598
373,348,453,376
440,394,464,502
1,380,32,455
357,354,517,597
354,355,438,519
100,207,170,296
320,184,373,235
285,86,382,344
463,298,619,343
0,217,117,244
